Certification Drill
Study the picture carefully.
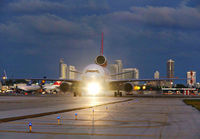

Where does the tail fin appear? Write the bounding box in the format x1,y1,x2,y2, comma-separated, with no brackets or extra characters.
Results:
53,81,62,86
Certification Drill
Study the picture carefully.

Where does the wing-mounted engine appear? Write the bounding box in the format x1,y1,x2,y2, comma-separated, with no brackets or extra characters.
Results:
109,82,133,92
95,55,107,67
123,83,133,92
59,82,70,92
60,82,80,94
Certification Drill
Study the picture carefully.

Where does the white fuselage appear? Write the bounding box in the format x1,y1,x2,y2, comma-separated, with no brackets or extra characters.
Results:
81,64,109,82
17,82,61,92
80,64,110,94
17,84,41,92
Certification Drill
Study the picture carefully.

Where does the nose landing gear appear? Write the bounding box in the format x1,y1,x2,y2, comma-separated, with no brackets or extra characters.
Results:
114,90,122,97
73,92,82,97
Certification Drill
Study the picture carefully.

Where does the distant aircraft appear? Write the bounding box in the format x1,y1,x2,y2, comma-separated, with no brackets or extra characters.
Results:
3,33,183,96
43,81,61,93
1,70,61,94
16,81,61,94
16,84,41,92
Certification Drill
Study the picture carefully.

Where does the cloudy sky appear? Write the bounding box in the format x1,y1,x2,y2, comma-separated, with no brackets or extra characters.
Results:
0,0,200,80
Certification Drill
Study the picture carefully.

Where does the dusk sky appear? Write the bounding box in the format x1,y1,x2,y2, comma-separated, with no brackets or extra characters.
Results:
0,0,200,80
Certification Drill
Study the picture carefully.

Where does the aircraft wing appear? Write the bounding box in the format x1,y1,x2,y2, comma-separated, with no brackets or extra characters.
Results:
109,78,186,83
3,78,80,83
110,71,134,77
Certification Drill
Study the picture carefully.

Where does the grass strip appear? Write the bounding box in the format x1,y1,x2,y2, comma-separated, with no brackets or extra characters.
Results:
183,99,200,111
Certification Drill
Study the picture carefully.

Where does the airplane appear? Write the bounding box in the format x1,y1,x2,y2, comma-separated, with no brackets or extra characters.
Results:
2,33,184,96
16,84,41,93
1,70,61,94
57,55,181,97
15,81,61,94
43,81,61,94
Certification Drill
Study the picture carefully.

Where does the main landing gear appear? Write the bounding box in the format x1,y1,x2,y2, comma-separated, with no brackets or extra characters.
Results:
73,92,82,97
114,90,122,97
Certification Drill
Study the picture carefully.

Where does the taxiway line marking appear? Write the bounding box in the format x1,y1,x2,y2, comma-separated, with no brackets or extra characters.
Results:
28,118,168,123
7,121,166,128
0,130,155,137
0,99,133,123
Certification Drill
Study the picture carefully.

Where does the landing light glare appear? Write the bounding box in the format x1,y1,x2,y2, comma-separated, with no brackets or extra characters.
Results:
87,82,101,95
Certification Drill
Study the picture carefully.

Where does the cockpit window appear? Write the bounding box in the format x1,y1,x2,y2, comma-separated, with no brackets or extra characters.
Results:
85,70,100,73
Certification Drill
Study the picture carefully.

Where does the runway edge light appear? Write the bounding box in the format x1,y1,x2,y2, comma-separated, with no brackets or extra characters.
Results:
75,113,78,120
29,122,32,132
57,116,61,125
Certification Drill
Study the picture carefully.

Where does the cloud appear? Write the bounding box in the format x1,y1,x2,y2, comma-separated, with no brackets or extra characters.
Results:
7,0,66,13
6,0,110,16
18,14,90,35
132,6,200,29
0,14,97,49
103,5,200,29
1,2,200,52
1,0,200,78
5,0,200,31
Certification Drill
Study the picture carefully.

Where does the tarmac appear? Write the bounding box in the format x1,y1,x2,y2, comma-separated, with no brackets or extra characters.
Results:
0,96,200,139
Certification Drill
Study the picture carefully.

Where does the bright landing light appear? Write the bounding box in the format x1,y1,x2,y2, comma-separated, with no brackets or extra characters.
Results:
87,82,101,95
